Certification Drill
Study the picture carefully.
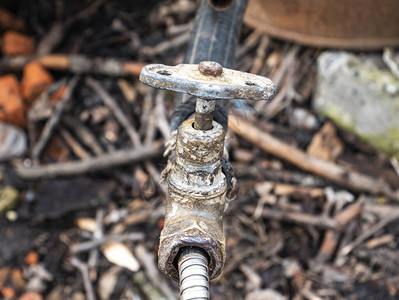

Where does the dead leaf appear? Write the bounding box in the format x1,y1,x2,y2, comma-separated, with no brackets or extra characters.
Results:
101,242,140,272
75,218,97,233
117,79,137,103
307,121,343,161
246,289,286,300
98,266,121,300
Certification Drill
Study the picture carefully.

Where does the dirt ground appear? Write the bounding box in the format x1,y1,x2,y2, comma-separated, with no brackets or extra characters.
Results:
1,0,399,299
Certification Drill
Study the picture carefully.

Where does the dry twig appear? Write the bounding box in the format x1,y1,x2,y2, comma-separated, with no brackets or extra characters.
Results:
70,256,96,300
31,76,79,160
242,206,339,230
71,232,144,253
62,116,104,156
15,143,161,179
60,129,91,160
229,115,399,200
86,77,141,148
0,54,146,76
135,244,177,300
316,201,363,263
339,212,399,257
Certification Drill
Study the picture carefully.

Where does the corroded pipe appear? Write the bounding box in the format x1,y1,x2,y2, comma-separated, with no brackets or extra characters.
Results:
158,119,227,282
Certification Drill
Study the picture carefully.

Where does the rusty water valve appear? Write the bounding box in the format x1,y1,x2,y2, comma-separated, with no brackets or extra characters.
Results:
139,62,275,281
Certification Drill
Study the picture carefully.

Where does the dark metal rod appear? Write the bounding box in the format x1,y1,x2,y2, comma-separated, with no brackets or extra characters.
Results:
171,0,249,132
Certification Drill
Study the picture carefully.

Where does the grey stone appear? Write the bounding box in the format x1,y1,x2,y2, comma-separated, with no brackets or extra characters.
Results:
313,52,399,158
0,122,27,161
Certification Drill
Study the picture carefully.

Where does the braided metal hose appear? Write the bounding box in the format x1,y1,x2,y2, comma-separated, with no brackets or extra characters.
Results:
178,247,210,300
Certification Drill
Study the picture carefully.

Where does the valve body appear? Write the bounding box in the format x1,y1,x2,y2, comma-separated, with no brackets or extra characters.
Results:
158,119,227,281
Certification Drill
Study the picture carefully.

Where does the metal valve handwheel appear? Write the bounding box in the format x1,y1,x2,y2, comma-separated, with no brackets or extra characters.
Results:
140,62,274,130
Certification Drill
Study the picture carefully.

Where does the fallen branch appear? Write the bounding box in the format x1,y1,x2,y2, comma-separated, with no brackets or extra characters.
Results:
15,143,162,180
339,212,399,257
140,31,190,58
229,115,399,200
134,244,177,300
315,201,363,263
37,0,106,56
274,183,324,198
31,76,79,160
71,232,145,253
86,77,141,147
243,206,340,230
62,115,104,156
60,128,91,160
0,54,146,77
70,256,96,300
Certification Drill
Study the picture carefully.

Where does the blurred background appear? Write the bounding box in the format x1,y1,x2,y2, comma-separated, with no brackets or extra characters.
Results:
0,0,399,299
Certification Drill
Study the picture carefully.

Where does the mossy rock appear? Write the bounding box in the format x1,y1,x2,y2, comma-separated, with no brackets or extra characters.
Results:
313,52,399,158
0,186,19,213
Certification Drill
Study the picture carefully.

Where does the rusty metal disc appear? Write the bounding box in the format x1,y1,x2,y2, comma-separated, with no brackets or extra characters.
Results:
244,0,399,50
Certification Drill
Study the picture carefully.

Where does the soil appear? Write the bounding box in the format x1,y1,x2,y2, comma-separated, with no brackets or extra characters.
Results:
1,1,399,299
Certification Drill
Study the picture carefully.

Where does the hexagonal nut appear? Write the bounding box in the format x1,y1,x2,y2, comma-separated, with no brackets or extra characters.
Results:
158,222,225,282
176,119,225,165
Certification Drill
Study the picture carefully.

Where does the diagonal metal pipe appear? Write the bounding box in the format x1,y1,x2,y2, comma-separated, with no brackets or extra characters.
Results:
170,0,248,132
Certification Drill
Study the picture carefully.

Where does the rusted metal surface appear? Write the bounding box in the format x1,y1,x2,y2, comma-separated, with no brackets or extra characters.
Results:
140,61,275,283
158,119,227,281
139,63,275,100
141,61,275,130
194,98,216,130
194,61,223,130
244,0,399,50
198,61,223,77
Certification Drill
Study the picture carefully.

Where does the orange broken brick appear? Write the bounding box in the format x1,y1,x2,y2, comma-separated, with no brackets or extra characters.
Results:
0,8,25,32
1,286,15,299
2,31,34,56
24,251,39,265
18,291,43,300
0,75,25,127
21,62,54,103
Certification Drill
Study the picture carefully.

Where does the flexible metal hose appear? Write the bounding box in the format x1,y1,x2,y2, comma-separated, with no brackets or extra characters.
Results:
178,247,210,300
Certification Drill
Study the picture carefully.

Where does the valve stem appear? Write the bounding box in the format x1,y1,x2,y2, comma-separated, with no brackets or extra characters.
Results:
194,98,215,130
178,247,210,300
194,61,223,131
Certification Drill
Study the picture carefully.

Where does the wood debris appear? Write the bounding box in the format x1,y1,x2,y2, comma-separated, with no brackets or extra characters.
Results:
2,31,34,56
0,1,399,299
0,75,25,126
